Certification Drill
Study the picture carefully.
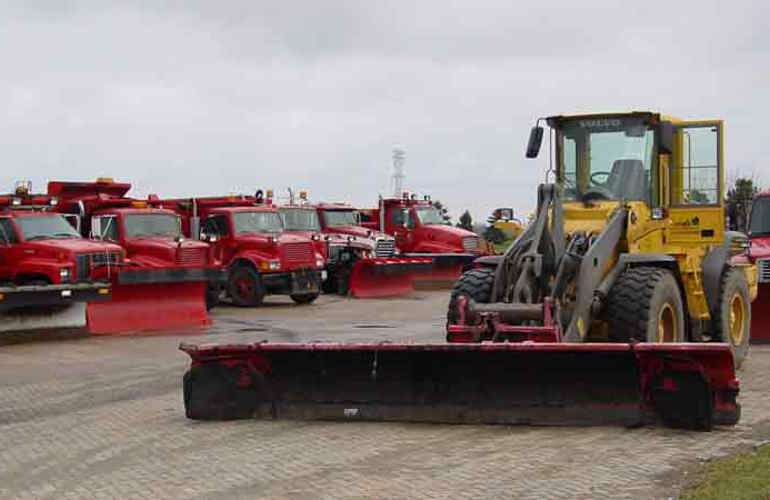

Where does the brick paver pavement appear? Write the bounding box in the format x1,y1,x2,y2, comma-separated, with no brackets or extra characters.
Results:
0,291,768,499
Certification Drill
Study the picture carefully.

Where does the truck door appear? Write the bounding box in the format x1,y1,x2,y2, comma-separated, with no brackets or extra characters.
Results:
0,217,17,280
389,207,414,251
201,215,231,263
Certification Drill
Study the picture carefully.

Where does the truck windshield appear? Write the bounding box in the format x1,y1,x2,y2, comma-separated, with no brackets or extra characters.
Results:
233,211,283,234
415,207,445,225
17,215,81,241
279,208,321,231
322,210,358,227
750,197,770,236
557,116,655,203
125,213,181,238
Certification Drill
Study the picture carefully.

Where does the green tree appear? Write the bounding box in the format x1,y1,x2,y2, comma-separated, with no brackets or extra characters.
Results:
432,200,451,224
726,177,759,232
457,210,473,231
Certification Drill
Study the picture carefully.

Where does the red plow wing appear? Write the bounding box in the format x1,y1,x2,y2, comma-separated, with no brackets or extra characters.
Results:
348,257,433,298
180,341,739,430
88,280,209,334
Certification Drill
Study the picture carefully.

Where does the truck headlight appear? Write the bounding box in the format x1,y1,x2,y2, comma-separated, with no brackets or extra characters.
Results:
316,257,325,268
60,268,71,281
268,260,281,271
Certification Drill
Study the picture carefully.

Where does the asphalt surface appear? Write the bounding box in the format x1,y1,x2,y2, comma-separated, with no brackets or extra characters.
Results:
0,291,768,499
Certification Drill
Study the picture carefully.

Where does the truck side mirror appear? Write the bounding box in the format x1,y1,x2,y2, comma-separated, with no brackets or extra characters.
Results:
526,126,544,158
658,121,674,154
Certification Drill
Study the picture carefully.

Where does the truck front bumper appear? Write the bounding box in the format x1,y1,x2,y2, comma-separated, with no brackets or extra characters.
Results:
0,282,112,312
262,269,322,295
117,267,227,286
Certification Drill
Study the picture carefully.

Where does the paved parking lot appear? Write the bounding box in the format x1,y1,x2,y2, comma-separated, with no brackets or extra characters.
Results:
0,291,768,499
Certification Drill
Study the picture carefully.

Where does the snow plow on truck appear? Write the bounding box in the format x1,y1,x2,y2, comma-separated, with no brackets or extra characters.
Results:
358,195,486,286
743,191,770,343
0,185,116,333
160,194,325,306
180,112,750,430
278,194,432,298
50,179,225,334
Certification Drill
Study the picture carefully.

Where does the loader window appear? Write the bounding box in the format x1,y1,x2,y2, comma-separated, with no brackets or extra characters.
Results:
124,213,182,238
673,125,720,205
558,117,655,204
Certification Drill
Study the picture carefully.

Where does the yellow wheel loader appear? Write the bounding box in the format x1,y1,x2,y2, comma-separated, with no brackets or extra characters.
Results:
181,112,752,430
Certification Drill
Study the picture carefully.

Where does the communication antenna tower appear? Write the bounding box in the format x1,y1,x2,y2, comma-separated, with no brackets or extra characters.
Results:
391,146,406,197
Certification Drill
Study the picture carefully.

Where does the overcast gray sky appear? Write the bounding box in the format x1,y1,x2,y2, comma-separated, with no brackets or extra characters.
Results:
1,1,768,221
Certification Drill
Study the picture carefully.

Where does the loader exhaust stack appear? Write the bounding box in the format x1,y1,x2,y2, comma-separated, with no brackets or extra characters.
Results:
181,342,739,430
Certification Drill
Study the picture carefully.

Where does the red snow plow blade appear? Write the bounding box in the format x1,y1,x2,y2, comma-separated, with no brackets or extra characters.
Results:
405,253,477,288
180,341,739,430
88,272,210,334
751,282,770,344
348,257,433,298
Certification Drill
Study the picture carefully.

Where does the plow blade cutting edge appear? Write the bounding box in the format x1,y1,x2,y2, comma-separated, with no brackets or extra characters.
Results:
180,342,739,430
404,253,477,288
348,258,433,298
88,281,210,335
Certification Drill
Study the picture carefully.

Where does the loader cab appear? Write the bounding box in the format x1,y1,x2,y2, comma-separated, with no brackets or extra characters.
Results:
534,112,726,245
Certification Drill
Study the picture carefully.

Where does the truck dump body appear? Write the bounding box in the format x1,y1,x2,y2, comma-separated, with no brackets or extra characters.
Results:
181,341,739,430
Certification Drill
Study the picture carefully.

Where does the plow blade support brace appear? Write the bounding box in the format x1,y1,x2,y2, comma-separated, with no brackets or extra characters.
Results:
181,342,739,430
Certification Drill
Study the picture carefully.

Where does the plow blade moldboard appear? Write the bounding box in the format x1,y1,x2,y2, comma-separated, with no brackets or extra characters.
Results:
751,282,770,344
404,253,477,288
0,283,111,333
180,342,739,430
88,281,210,335
348,258,433,298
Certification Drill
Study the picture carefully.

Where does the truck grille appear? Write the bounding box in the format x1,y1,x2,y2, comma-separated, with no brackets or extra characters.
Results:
177,247,206,266
374,238,396,257
462,236,479,252
76,252,120,281
759,258,770,284
282,242,314,263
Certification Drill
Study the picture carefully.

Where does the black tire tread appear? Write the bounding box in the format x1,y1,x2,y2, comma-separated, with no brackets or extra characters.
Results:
447,267,495,323
606,267,674,342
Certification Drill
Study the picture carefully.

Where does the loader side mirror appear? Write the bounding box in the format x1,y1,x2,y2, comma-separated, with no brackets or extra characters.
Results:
658,121,674,154
525,126,544,158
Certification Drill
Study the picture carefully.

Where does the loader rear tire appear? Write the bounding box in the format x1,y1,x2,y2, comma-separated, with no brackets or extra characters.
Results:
447,267,495,323
712,268,750,369
228,265,265,307
606,267,685,343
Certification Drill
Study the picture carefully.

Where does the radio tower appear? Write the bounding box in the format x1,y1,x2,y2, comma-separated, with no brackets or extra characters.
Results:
391,146,406,197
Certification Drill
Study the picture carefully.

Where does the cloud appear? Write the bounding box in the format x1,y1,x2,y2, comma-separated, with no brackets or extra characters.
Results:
0,0,768,221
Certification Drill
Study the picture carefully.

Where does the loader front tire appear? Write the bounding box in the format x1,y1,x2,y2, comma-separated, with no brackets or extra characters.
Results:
606,267,685,343
713,268,750,369
228,265,265,307
447,267,495,323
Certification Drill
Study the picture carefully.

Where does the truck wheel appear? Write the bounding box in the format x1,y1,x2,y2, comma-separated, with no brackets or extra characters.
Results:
606,267,685,343
447,267,495,323
205,285,221,311
712,268,750,369
290,293,319,305
227,266,265,307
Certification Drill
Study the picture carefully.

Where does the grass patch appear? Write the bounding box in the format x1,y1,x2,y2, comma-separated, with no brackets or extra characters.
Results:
681,444,770,500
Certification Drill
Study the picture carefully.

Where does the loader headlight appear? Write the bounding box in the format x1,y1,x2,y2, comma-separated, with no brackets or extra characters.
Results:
651,207,666,220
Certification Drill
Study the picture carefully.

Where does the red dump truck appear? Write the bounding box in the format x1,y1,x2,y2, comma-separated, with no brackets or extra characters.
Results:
50,179,225,334
0,183,117,332
357,194,486,282
161,194,324,306
747,191,770,343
